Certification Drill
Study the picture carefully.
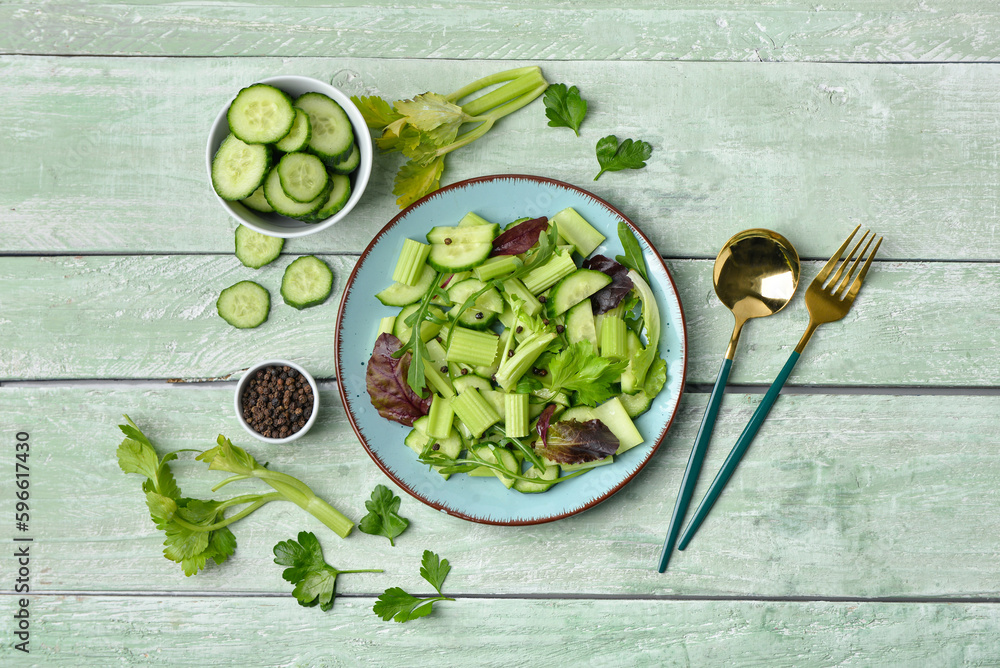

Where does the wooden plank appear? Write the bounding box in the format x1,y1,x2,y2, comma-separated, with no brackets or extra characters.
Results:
3,57,1000,259
3,2,1000,62
2,386,999,598
3,595,1000,667
1,254,996,386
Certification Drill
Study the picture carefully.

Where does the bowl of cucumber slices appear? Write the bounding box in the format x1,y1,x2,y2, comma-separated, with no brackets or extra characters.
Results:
207,75,373,238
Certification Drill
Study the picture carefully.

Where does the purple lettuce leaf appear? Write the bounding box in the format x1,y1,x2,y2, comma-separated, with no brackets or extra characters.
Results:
582,254,633,314
490,217,549,256
366,333,432,427
536,418,618,465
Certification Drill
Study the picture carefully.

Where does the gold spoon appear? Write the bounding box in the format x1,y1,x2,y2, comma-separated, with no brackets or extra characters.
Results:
657,229,800,572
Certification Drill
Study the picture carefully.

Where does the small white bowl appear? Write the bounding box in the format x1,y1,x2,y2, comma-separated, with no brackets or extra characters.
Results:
234,359,320,444
206,75,373,238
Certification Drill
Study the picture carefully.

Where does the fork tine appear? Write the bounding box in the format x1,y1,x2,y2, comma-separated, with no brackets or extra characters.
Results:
815,224,860,284
833,231,874,297
845,235,883,300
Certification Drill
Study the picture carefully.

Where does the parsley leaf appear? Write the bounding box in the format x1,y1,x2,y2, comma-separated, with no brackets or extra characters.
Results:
543,342,628,407
358,484,410,546
273,531,383,612
543,83,588,136
594,135,653,181
615,221,649,283
373,550,455,622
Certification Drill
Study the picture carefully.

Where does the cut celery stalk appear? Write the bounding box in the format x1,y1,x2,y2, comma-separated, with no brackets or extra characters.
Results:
446,327,501,367
392,238,432,286
550,207,606,257
521,249,577,294
427,395,455,439
504,393,530,438
494,331,557,391
599,315,627,360
452,388,500,438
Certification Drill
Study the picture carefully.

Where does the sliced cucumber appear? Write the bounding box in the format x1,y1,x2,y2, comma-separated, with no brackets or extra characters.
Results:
329,142,359,175
277,152,329,203
274,107,311,153
294,92,355,163
263,167,328,218
280,255,334,310
513,464,559,493
427,224,498,245
565,299,599,349
234,225,284,269
447,278,503,329
618,390,653,418
241,185,273,213
428,241,493,272
211,133,271,201
548,269,613,316
376,263,437,307
393,303,446,342
227,84,296,145
297,174,350,223
217,280,270,329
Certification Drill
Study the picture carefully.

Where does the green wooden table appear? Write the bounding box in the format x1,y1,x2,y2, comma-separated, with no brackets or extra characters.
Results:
4,3,1000,665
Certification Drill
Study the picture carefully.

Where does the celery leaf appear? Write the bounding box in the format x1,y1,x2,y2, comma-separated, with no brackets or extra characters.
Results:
274,531,383,612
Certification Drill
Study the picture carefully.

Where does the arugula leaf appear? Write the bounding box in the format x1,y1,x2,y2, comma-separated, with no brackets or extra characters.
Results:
273,531,383,612
543,83,588,136
358,484,410,546
594,135,653,181
373,550,455,622
543,342,628,407
614,221,649,283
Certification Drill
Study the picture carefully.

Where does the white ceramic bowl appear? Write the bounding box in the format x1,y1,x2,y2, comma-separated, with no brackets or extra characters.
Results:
206,75,373,238
234,359,320,444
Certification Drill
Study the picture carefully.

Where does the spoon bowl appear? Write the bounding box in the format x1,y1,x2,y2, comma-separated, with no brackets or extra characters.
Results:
657,228,800,572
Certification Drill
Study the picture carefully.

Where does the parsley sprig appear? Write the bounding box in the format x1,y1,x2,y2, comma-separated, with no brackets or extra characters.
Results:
594,134,653,180
373,550,455,622
358,484,410,546
273,531,382,612
543,83,588,136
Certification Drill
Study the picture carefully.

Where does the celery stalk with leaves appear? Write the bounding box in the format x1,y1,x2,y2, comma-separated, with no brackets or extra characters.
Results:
352,66,549,208
116,416,354,576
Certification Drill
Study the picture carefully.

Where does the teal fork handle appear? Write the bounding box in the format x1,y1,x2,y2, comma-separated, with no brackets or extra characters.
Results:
657,357,733,572
676,350,801,551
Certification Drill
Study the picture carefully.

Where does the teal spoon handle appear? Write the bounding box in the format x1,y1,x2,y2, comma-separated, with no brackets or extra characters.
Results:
676,350,801,551
657,357,733,572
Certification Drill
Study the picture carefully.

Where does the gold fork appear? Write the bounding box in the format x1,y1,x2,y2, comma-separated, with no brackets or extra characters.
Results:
676,225,883,551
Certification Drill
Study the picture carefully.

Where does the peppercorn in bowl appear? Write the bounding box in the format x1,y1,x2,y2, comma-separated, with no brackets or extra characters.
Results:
234,359,319,443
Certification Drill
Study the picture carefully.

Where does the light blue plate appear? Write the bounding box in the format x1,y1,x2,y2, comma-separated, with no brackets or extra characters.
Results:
335,175,687,525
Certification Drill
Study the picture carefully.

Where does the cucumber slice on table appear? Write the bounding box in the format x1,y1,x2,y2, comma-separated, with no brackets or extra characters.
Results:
274,108,311,153
211,133,271,201
294,92,355,163
281,255,334,309
241,185,273,213
277,152,329,203
263,167,329,218
296,174,351,223
227,84,296,145
217,280,270,329
234,225,284,269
